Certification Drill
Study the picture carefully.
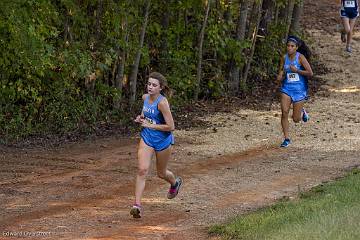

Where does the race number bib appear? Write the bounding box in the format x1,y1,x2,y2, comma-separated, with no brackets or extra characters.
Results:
344,0,355,7
287,73,300,82
145,117,156,124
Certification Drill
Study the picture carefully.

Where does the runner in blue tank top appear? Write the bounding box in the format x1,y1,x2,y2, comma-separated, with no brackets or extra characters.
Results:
130,72,183,218
276,36,314,147
141,94,174,150
339,0,359,52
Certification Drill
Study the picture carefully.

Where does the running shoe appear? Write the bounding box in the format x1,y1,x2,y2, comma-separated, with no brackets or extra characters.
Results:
280,138,291,148
346,46,352,53
302,108,309,122
167,177,183,199
341,31,346,43
130,204,143,218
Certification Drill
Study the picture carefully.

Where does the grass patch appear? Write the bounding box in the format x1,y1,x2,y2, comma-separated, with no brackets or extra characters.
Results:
209,169,360,240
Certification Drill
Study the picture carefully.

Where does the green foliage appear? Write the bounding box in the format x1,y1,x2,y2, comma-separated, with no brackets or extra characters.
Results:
0,0,123,141
249,23,288,88
0,0,300,142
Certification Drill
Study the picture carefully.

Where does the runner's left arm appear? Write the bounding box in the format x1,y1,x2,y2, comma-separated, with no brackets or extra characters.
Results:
297,54,313,78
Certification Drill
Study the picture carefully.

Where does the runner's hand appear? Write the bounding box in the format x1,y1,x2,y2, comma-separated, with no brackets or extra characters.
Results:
290,64,298,73
141,119,152,128
134,115,145,123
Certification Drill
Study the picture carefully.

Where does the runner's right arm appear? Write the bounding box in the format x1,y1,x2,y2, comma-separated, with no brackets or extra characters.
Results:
134,94,147,123
276,56,285,84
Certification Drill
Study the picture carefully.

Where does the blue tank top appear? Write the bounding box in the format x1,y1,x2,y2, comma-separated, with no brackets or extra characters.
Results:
141,94,172,144
341,0,358,10
282,52,307,92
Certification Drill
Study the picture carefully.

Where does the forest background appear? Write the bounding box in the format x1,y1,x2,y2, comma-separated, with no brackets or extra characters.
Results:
0,0,305,143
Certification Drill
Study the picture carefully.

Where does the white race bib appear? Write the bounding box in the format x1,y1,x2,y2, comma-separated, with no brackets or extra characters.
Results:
344,0,355,7
287,73,300,82
145,117,156,124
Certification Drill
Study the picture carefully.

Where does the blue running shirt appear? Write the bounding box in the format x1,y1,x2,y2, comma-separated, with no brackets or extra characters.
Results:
280,52,308,102
282,52,307,93
140,94,173,148
342,0,358,10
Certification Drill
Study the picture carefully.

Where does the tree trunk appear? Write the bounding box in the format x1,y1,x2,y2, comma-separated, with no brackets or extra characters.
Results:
64,14,72,43
129,0,151,105
278,0,295,39
95,0,103,45
113,51,125,109
259,0,275,35
194,0,211,101
278,1,287,21
228,0,249,95
160,0,170,73
223,0,231,23
242,0,263,89
237,0,249,41
290,0,303,34
247,1,258,40
113,19,128,109
274,3,280,25
285,0,295,36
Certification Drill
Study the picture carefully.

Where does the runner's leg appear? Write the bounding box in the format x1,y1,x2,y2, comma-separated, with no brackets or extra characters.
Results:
292,100,305,123
281,93,292,139
135,139,154,205
347,17,357,49
155,146,176,185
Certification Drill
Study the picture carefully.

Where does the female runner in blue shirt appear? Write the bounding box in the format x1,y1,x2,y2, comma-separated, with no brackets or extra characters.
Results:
276,36,314,147
130,72,183,218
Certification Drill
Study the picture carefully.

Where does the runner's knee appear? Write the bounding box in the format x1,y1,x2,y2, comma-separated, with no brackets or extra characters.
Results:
137,168,149,177
281,112,289,119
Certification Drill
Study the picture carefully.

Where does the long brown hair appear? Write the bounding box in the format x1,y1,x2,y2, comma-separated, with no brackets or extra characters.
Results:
148,72,172,97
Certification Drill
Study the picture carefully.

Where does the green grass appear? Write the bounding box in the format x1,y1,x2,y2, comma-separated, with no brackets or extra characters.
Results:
209,169,360,240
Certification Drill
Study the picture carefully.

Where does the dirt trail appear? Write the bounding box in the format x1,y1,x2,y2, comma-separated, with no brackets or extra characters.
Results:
1,0,360,239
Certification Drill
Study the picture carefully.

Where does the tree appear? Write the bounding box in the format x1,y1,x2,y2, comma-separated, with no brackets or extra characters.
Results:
290,0,304,34
228,0,250,94
278,0,295,38
242,0,264,89
159,0,171,73
194,0,211,101
113,18,128,109
129,0,151,105
285,0,295,37
259,0,276,34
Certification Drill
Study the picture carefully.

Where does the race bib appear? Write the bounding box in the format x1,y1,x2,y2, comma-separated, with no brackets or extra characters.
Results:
287,73,300,82
145,117,156,124
344,0,355,7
